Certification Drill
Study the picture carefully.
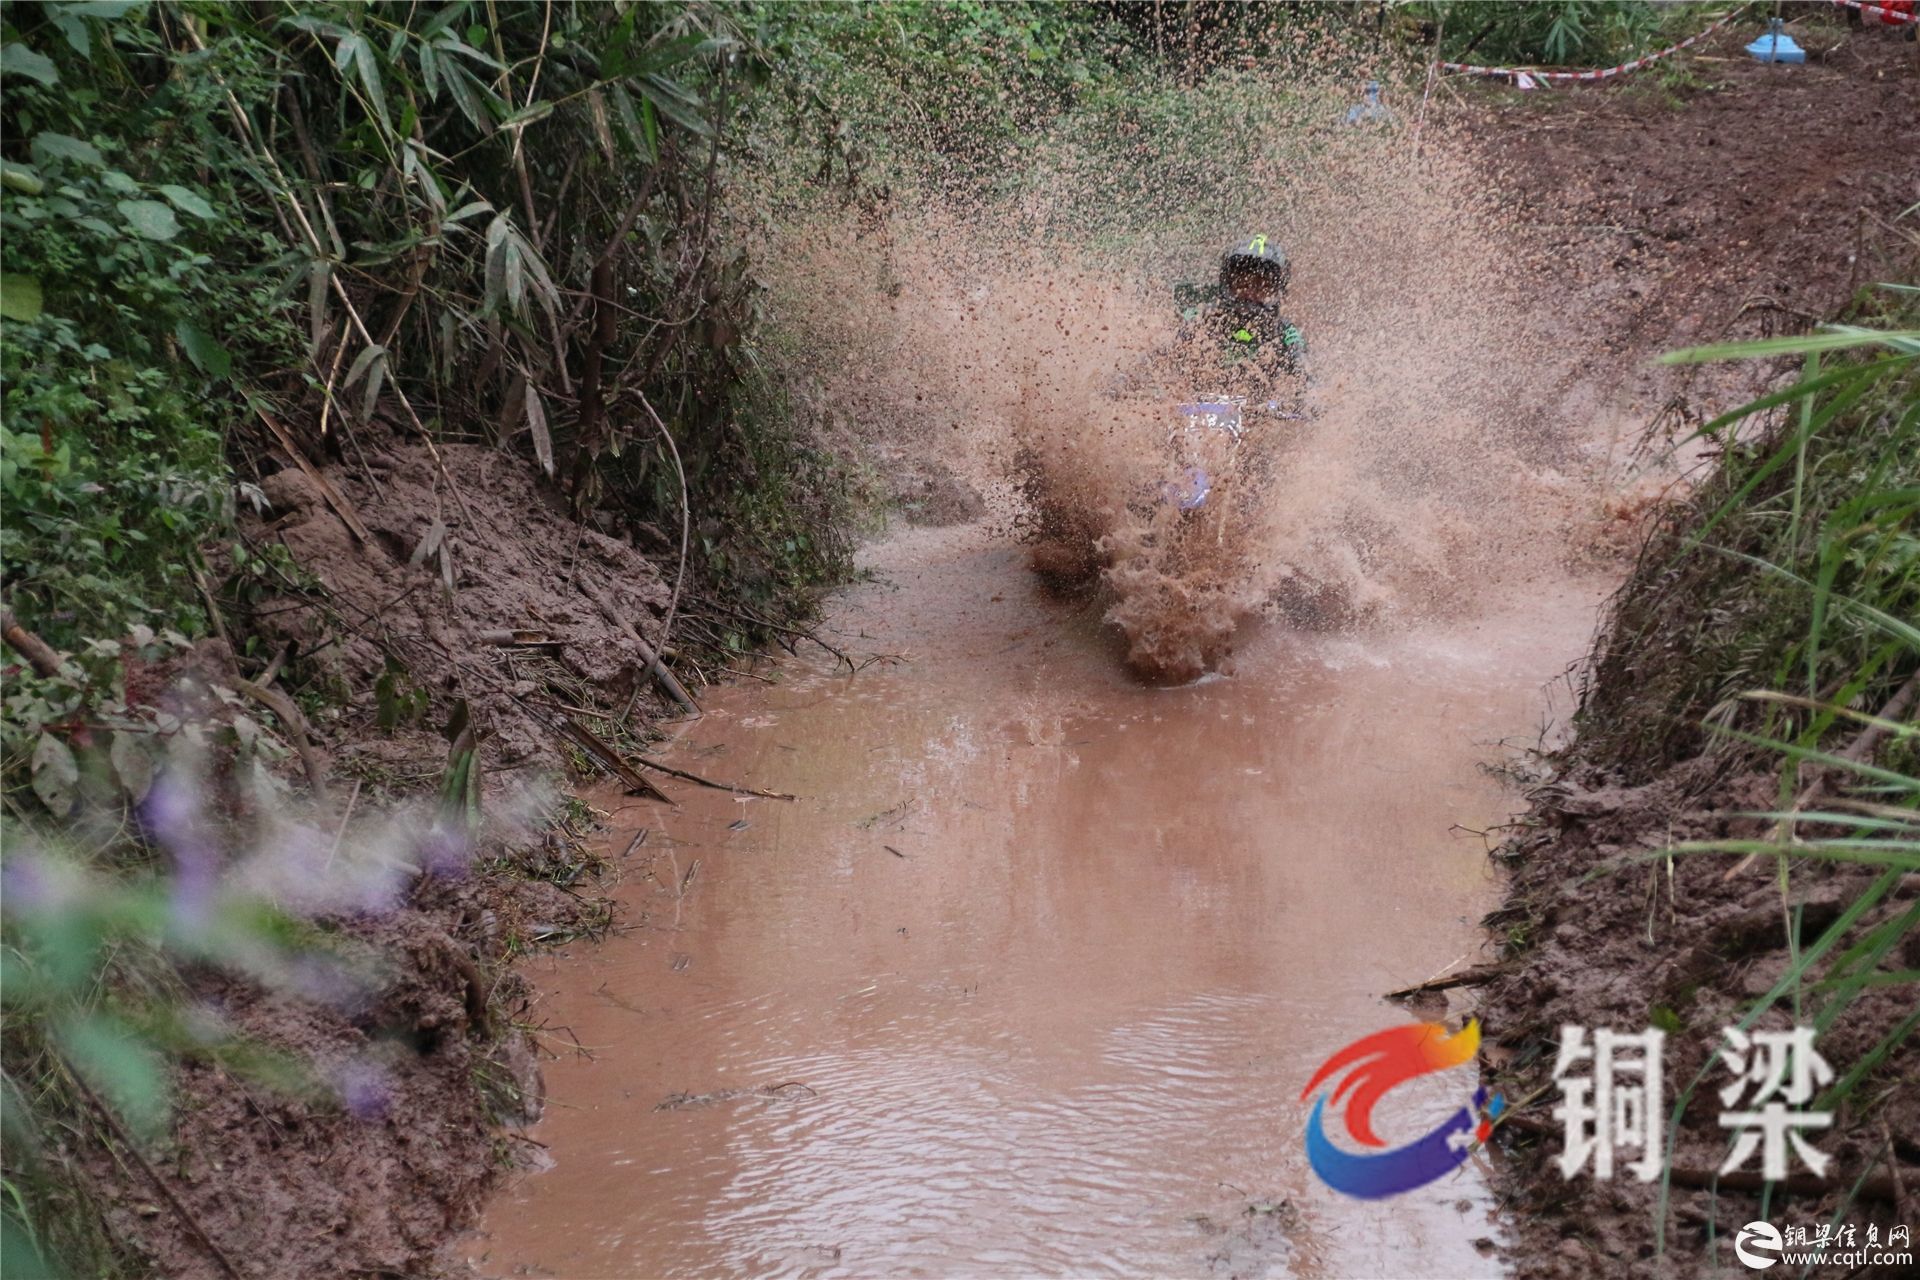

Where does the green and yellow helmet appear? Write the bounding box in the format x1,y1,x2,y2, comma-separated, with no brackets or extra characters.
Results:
1220,235,1290,300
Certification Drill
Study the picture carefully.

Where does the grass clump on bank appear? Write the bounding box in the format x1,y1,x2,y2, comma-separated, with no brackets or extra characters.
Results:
1580,291,1918,781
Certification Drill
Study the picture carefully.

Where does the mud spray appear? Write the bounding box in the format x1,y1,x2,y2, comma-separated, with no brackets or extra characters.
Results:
765,60,1610,684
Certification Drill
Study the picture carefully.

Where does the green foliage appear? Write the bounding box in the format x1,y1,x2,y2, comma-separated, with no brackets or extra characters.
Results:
1582,295,1919,774
748,0,1120,188
1409,0,1709,69
1,3,297,649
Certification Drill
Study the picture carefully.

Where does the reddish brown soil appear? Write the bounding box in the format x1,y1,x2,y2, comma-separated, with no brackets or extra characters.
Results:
234,426,676,789
1462,19,1919,406
71,426,683,1279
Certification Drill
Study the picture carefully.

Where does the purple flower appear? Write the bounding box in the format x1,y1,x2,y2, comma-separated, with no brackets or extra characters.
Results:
141,769,220,928
0,849,55,917
416,823,473,880
334,1057,395,1122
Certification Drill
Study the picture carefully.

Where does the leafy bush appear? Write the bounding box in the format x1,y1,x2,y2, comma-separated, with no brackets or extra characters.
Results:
2,3,295,648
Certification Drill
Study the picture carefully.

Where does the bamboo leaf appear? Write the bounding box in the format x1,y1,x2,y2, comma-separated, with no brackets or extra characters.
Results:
418,39,441,100
343,341,386,389
362,350,388,418
307,260,332,358
637,73,713,137
525,382,553,478
341,32,393,134
587,88,617,162
442,60,495,133
499,100,554,131
483,216,509,313
505,239,525,313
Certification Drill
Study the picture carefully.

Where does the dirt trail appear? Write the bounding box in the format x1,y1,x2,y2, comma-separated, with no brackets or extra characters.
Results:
468,526,1611,1277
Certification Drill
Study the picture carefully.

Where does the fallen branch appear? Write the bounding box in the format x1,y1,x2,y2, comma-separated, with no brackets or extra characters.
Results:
255,407,373,545
581,581,700,718
631,754,796,802
553,713,671,803
1,607,64,677
232,675,331,806
632,390,692,654
1386,963,1506,1000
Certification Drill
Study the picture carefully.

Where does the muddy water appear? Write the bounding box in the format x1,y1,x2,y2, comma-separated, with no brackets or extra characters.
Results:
473,525,1607,1279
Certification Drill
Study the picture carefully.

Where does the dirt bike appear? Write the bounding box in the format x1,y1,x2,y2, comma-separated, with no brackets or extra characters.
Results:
1102,391,1303,682
1019,381,1305,685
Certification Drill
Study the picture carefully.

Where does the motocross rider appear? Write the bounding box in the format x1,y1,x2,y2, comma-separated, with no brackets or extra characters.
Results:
1181,235,1308,387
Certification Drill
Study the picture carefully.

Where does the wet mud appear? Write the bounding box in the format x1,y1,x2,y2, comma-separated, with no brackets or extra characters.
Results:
472,526,1611,1278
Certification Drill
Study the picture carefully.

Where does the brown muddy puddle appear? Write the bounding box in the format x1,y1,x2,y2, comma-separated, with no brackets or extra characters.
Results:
472,525,1608,1279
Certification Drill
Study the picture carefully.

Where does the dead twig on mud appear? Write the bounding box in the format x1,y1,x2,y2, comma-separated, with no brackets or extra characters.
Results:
580,581,701,718
551,712,672,802
707,601,857,673
1386,962,1506,1001
632,754,797,802
255,407,377,547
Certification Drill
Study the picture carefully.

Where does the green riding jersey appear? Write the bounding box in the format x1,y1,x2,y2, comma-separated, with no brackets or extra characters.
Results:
1174,285,1309,383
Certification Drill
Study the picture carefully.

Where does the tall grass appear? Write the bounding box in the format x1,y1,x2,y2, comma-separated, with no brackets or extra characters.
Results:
1622,291,1918,1252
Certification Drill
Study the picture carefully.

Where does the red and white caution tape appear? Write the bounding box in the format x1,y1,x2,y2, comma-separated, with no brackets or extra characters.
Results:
1828,0,1917,25
1439,8,1744,87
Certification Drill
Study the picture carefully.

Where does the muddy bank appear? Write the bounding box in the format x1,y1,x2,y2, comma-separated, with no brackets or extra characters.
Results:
1481,759,1920,1278
1467,22,1920,389
1457,23,1920,1280
66,423,702,1279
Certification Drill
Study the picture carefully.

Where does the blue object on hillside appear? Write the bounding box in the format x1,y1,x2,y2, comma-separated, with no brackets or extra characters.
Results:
1746,18,1806,64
